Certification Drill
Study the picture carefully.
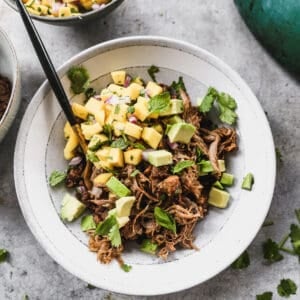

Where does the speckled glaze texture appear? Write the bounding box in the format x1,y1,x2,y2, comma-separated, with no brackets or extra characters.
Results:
0,1,299,299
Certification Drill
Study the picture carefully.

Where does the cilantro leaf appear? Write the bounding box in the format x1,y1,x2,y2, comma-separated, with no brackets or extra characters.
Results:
256,292,273,300
127,106,135,114
154,207,176,234
121,263,132,272
111,137,128,150
147,65,160,82
199,87,219,113
81,215,96,231
49,170,67,187
275,147,283,163
295,209,300,224
103,124,113,141
277,279,297,297
130,169,141,177
67,66,90,94
263,239,284,263
0,249,9,263
86,150,99,163
108,224,122,247
290,224,300,256
172,160,195,174
231,251,250,269
170,76,186,95
140,239,158,255
131,142,145,150
148,92,171,114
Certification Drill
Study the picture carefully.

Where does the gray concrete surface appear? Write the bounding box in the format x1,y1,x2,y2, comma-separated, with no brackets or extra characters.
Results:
0,1,299,299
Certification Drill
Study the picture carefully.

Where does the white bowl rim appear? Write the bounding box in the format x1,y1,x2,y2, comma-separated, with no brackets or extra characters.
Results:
4,0,124,23
14,35,276,296
0,27,20,129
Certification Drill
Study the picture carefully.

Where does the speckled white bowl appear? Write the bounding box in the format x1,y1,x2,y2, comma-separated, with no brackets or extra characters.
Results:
4,0,124,26
0,28,21,143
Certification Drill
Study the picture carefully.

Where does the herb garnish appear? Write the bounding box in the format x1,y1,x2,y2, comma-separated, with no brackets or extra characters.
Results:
127,106,135,114
81,215,96,231
111,137,128,150
121,263,132,272
86,151,99,163
154,207,176,234
0,249,9,263
171,76,186,94
231,251,250,269
277,279,297,297
85,87,96,100
67,66,90,94
290,224,300,256
263,239,284,263
147,65,160,82
140,239,158,255
148,92,171,114
103,124,113,142
275,147,283,163
49,170,67,187
96,215,121,247
199,87,238,125
256,292,273,300
172,160,195,174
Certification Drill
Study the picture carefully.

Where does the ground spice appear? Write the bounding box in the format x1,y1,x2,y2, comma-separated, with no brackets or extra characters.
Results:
0,75,11,121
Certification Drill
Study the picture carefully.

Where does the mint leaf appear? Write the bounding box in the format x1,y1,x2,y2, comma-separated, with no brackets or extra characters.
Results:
0,249,9,263
256,292,273,300
277,279,297,297
86,150,99,163
121,263,132,272
231,251,250,269
154,207,176,234
140,239,158,255
67,66,90,94
111,137,128,150
148,65,160,82
172,160,195,174
263,239,284,263
108,224,121,247
49,170,66,187
81,215,96,231
148,92,171,114
199,87,219,113
290,224,300,256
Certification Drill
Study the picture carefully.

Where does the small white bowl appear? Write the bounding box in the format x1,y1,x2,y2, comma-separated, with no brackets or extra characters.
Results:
0,27,21,143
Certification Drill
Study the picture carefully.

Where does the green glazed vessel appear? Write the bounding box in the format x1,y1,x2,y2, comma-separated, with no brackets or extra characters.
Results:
235,0,300,74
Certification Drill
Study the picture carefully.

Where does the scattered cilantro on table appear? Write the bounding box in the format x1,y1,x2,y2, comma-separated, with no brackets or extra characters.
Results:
256,291,273,300
231,251,250,269
263,239,284,263
277,279,297,297
0,249,9,263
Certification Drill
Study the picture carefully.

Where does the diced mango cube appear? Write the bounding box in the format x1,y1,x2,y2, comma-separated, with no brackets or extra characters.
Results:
111,70,126,85
125,83,143,100
112,121,126,136
152,124,163,133
72,103,88,120
107,84,126,97
124,149,143,165
93,173,113,185
79,0,93,10
81,122,102,140
124,122,143,139
142,127,162,149
146,81,163,97
94,160,114,171
58,6,72,17
111,104,129,122
63,123,79,160
85,97,104,114
107,148,124,168
96,147,111,160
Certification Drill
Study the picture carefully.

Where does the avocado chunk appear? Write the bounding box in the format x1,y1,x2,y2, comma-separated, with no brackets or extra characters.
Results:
148,150,173,167
60,193,86,222
88,134,108,151
208,187,230,208
220,173,234,186
166,115,184,125
213,181,224,190
241,173,254,190
160,100,184,116
167,123,196,144
116,196,136,217
106,176,131,198
199,160,226,174
117,216,130,228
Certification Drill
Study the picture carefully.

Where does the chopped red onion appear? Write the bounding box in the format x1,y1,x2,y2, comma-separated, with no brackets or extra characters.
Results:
69,156,82,166
124,75,132,88
167,140,179,150
76,186,86,194
94,94,101,100
90,186,103,199
105,95,120,105
128,115,137,123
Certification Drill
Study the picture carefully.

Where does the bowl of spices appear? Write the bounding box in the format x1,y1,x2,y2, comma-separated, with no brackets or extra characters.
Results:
0,27,21,143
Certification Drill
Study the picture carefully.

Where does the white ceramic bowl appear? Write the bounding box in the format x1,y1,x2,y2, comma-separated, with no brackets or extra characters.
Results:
4,0,124,26
14,36,276,296
0,27,21,143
